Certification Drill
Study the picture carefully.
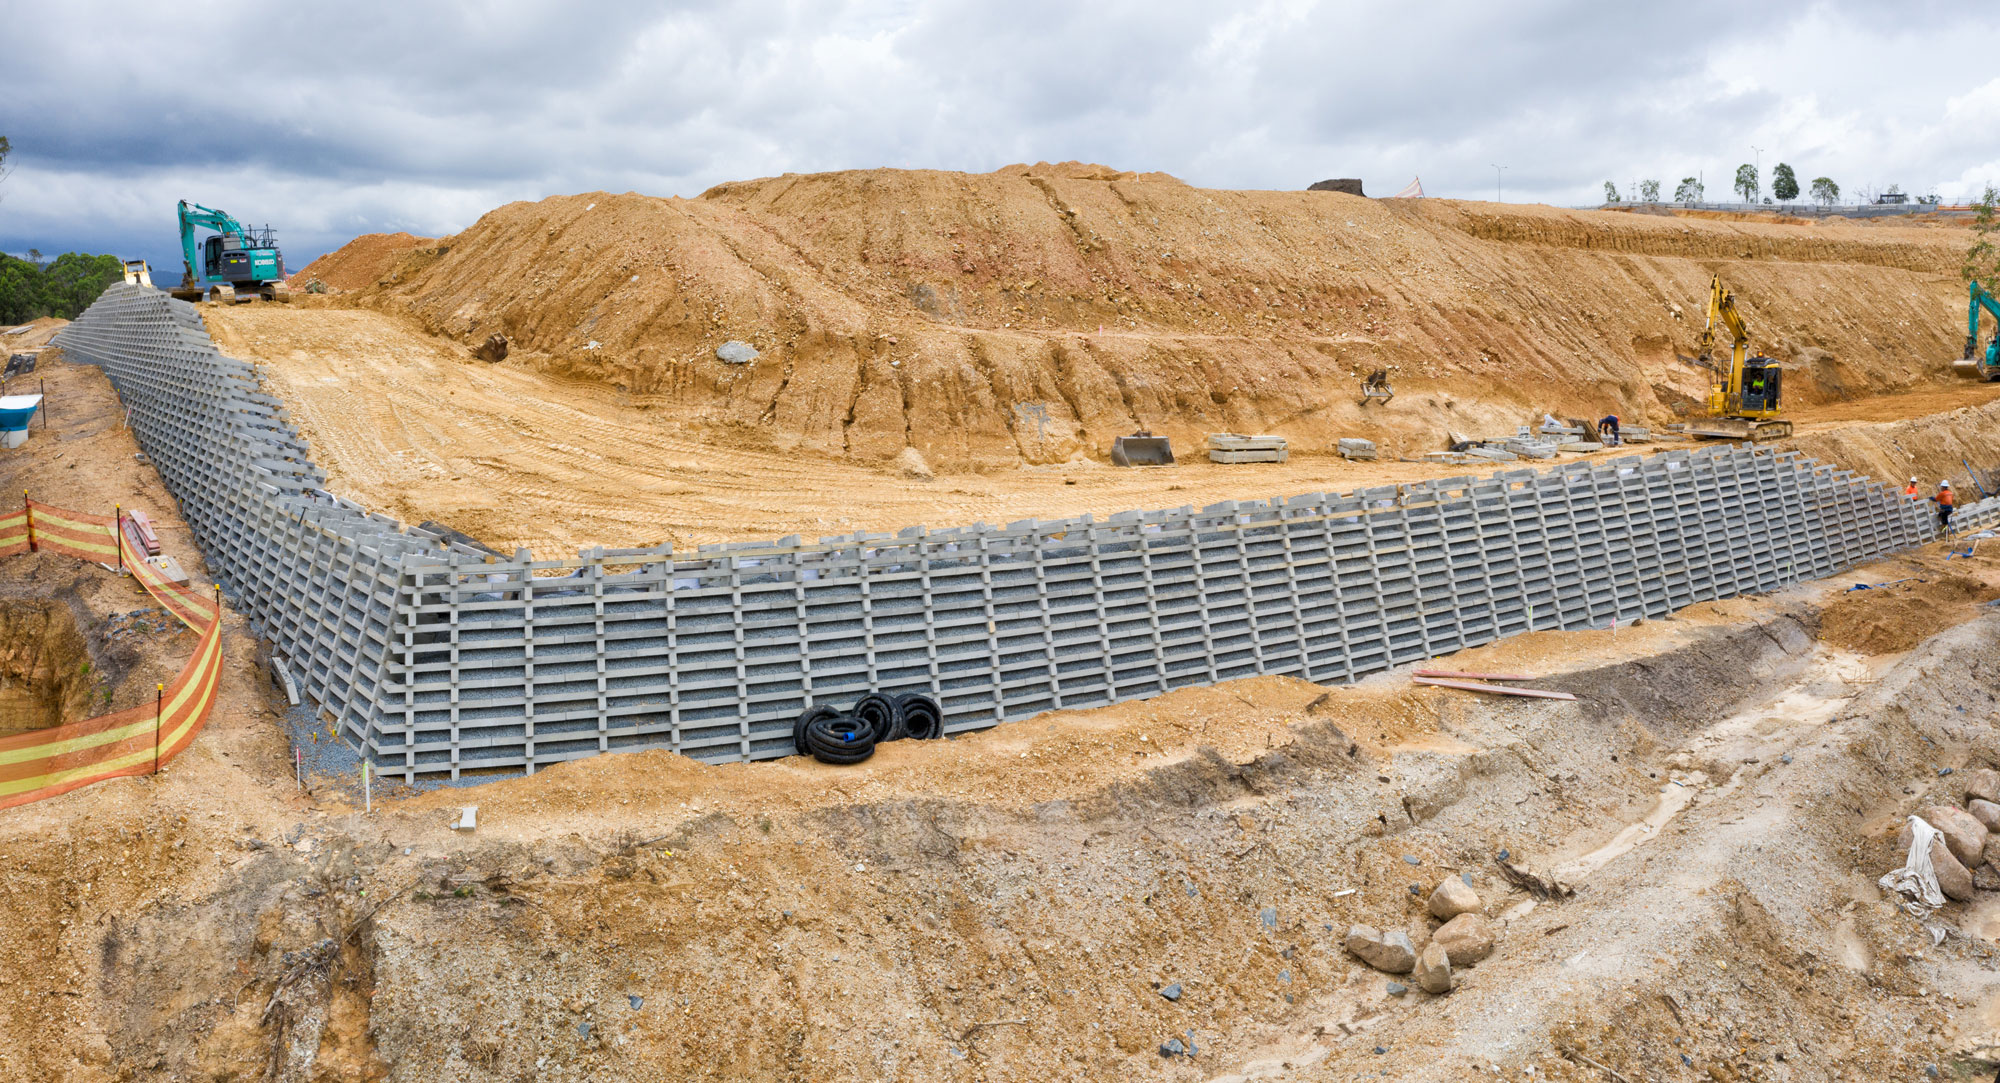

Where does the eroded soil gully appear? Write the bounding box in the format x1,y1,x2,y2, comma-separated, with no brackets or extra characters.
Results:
1544,646,1880,896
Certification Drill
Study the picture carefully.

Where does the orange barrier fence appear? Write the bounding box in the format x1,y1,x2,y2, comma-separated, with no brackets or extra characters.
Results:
0,496,224,810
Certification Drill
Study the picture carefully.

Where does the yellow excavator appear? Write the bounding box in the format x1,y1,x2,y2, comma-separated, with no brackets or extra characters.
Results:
1685,274,1791,441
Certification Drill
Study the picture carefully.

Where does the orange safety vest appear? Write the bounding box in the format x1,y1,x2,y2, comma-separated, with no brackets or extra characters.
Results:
1905,484,1919,499
1938,489,1955,507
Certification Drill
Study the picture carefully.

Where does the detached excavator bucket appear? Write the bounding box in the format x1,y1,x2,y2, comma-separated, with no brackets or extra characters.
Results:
1111,431,1174,467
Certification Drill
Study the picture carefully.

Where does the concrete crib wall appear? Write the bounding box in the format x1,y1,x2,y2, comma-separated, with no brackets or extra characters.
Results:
54,283,1996,783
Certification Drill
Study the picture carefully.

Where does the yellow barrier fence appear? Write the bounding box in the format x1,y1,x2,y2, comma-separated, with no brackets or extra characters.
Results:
0,496,224,810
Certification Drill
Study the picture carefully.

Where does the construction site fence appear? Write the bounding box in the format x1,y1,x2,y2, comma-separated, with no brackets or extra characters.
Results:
51,283,2000,783
1585,200,1952,219
0,498,224,809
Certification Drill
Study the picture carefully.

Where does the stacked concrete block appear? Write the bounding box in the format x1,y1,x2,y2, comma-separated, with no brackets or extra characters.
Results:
1503,439,1558,460
1208,433,1288,463
1337,438,1377,461
55,283,1943,783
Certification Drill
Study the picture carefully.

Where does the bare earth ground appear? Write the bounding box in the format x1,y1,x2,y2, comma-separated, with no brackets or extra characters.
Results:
3,350,2000,1080
206,303,2000,558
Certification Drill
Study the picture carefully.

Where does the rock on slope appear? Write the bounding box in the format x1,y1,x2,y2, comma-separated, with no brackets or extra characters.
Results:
332,162,1974,469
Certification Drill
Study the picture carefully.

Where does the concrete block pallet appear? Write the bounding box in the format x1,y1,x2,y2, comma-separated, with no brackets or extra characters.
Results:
54,284,1954,783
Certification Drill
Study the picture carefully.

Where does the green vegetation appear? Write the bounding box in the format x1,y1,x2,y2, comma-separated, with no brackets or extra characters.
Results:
1602,181,1620,203
0,252,125,325
1772,163,1800,203
1674,176,1705,203
1965,184,2000,288
1733,163,1759,202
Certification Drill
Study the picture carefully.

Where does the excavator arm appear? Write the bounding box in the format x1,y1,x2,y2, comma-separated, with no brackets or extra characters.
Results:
178,200,248,283
1695,274,1751,378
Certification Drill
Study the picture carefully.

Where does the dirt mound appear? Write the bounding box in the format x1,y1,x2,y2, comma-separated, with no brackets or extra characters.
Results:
1820,567,2000,654
319,165,1983,470
291,231,432,291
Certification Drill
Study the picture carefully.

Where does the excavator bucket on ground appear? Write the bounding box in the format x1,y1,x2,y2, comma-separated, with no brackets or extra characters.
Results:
1110,431,1174,467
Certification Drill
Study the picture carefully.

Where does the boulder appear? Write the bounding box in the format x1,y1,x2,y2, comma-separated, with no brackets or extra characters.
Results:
1908,806,1989,869
1427,877,1482,920
1308,178,1365,196
1965,768,2000,806
1932,837,1976,902
895,446,934,479
1344,924,1417,974
716,340,760,364
1969,799,2000,833
1415,941,1452,994
1430,913,1497,967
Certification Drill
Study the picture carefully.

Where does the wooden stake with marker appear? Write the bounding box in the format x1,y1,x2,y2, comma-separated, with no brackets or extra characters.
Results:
153,683,164,774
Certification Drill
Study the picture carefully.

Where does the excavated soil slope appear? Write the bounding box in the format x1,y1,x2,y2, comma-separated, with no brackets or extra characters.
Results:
325,162,1980,470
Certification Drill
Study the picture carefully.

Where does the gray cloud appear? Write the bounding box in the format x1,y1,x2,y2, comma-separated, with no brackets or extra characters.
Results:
4,0,1999,274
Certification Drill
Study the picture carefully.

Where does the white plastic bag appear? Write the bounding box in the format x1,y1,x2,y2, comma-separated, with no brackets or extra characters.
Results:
1879,815,1945,910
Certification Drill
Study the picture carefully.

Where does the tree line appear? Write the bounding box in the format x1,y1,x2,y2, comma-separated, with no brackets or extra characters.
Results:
1602,164,1937,208
0,252,125,326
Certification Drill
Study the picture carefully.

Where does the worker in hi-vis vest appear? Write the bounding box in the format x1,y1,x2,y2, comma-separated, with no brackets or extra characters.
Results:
1934,481,1956,531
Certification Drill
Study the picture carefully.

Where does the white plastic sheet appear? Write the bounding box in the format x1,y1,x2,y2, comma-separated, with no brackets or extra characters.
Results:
1879,815,1946,911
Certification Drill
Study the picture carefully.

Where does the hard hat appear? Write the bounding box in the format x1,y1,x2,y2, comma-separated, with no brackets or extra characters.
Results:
1940,480,1951,488
1910,476,1918,483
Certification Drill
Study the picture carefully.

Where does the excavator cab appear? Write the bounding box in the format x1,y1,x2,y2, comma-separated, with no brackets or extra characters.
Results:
1737,358,1782,413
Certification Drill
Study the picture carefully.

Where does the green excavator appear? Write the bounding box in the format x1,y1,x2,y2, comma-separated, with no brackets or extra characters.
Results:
169,200,290,303
1955,280,2000,381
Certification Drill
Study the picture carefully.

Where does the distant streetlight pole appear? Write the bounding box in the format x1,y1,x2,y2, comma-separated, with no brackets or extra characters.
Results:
1492,164,1507,202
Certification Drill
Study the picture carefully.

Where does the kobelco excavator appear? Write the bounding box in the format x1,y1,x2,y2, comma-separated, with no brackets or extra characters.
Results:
1954,280,2000,381
169,200,290,304
1686,274,1790,441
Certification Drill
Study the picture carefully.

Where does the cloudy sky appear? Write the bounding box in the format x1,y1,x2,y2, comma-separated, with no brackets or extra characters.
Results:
5,0,1998,273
